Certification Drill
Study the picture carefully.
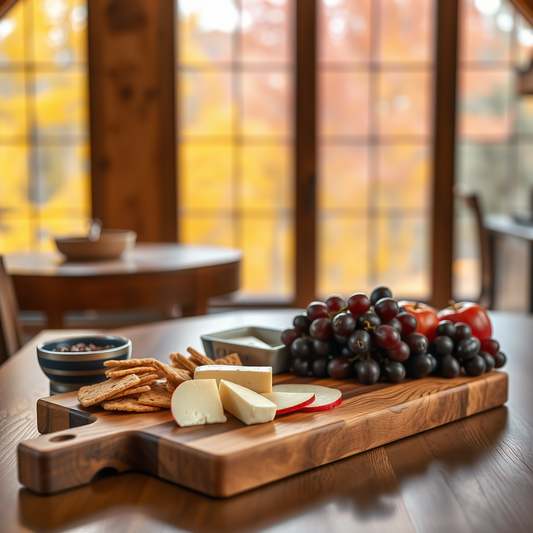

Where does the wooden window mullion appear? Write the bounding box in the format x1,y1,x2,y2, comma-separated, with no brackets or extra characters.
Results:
295,0,317,307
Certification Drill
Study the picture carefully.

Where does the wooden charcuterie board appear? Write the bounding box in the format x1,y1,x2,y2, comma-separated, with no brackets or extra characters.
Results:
18,371,508,498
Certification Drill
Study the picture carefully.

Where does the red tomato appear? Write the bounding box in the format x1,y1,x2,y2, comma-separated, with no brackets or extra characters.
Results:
437,302,492,341
398,301,439,343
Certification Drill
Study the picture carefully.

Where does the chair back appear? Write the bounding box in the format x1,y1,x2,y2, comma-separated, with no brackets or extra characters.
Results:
453,187,493,309
0,256,23,364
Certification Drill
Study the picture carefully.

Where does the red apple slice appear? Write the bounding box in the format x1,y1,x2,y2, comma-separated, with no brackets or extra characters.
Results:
261,392,315,416
272,384,342,412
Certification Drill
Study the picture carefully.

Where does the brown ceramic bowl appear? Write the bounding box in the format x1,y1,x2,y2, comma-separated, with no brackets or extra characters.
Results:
55,230,137,261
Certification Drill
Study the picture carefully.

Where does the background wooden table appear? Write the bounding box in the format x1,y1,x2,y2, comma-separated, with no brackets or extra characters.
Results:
4,244,241,328
1,310,532,533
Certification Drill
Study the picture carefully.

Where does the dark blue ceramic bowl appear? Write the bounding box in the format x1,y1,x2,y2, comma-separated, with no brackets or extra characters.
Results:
37,335,132,395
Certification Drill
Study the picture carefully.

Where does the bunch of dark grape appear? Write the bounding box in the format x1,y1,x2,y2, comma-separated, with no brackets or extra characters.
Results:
429,321,507,378
281,286,430,385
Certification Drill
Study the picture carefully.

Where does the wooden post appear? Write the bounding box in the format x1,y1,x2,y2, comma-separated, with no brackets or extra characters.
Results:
295,0,317,307
88,0,177,242
430,0,459,308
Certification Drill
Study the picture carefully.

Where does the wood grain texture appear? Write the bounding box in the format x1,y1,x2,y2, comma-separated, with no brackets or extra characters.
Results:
88,0,177,242
19,371,507,497
2,310,533,533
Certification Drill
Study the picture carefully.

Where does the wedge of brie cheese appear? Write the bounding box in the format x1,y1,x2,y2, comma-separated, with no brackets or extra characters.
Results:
194,365,272,393
219,380,276,425
170,379,227,427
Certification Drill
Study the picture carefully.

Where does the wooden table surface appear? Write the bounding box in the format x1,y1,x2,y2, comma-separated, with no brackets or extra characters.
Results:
4,244,242,328
1,310,532,533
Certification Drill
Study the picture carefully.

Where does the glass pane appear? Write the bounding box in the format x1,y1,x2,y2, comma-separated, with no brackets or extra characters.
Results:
317,215,368,297
240,0,293,63
373,215,430,299
180,71,233,137
0,212,32,253
241,72,290,136
376,144,431,211
179,144,234,210
517,96,533,134
240,145,291,211
32,0,87,65
0,145,28,207
33,144,90,213
0,71,27,138
457,68,513,140
0,0,25,64
177,0,236,63
179,215,235,246
456,143,509,213
319,71,370,137
459,0,513,64
514,142,533,212
319,0,371,64
453,209,481,301
318,145,368,211
241,215,293,298
35,70,87,138
378,0,433,63
376,71,431,136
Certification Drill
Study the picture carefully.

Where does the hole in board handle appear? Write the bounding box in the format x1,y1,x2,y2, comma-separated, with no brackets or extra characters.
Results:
91,467,119,482
49,434,76,442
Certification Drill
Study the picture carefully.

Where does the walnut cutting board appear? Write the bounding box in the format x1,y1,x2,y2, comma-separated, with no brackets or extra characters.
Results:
18,371,508,498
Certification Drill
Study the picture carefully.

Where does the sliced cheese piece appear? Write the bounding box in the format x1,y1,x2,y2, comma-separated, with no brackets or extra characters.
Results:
219,380,276,425
170,379,227,427
194,365,272,393
260,392,315,415
225,335,272,348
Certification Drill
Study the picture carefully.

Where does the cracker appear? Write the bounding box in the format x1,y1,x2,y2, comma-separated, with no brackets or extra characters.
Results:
166,380,176,393
137,382,172,409
215,358,230,365
224,353,242,366
101,397,161,412
103,358,156,368
136,373,160,385
105,365,158,378
153,360,191,387
77,374,141,407
106,385,151,400
169,352,198,373
187,347,215,366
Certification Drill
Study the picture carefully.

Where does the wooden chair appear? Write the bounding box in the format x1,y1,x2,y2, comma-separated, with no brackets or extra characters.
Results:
453,187,494,309
0,256,23,364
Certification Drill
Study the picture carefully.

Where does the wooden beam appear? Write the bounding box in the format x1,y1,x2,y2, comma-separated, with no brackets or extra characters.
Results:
295,0,317,307
88,0,177,242
511,0,533,26
430,0,459,309
0,0,17,18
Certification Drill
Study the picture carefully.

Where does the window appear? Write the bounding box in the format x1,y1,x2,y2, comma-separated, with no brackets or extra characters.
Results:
0,0,89,253
177,0,295,301
453,0,533,300
176,0,436,303
317,0,434,299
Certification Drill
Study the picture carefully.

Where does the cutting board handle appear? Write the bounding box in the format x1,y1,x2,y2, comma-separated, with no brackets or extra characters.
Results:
17,423,158,494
